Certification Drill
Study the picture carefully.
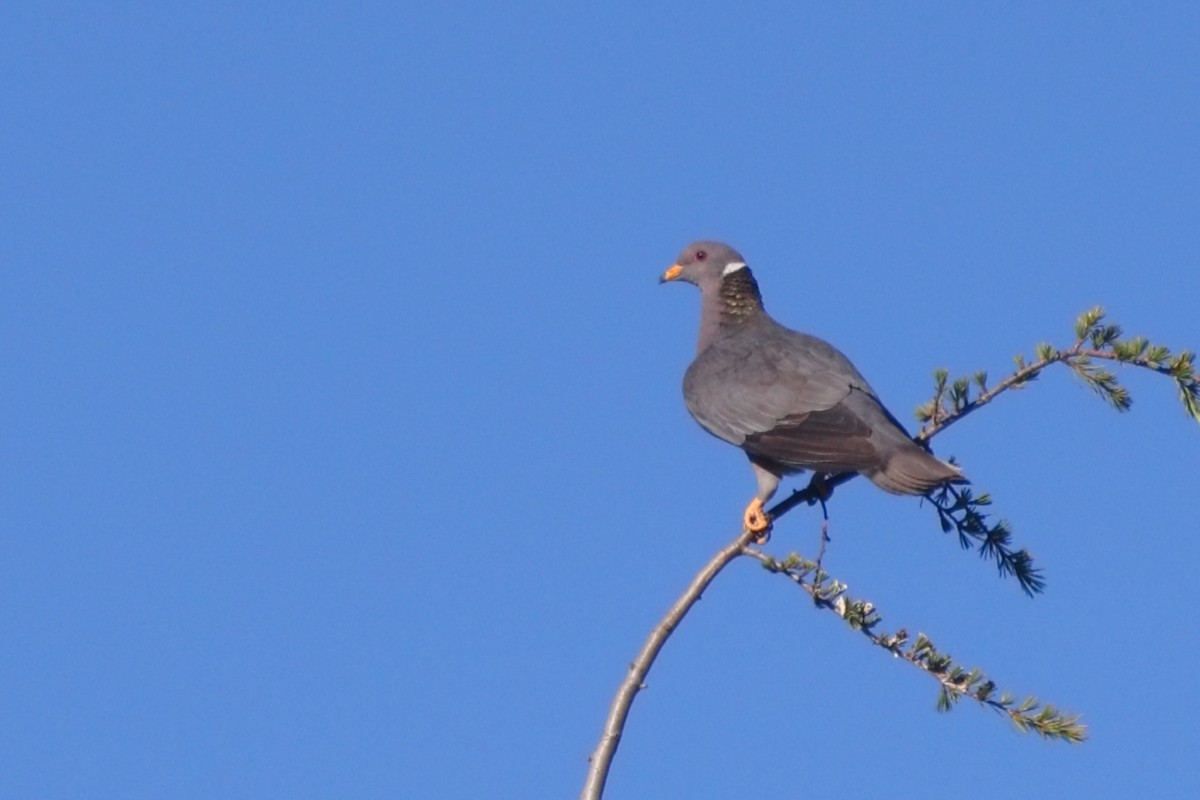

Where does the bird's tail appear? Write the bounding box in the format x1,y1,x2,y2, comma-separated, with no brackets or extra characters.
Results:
865,448,965,496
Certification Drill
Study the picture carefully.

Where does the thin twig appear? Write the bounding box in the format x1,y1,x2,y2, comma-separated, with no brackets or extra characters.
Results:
580,528,758,800
767,470,858,522
916,337,1189,440
812,497,831,596
1081,347,1185,375
918,348,1069,440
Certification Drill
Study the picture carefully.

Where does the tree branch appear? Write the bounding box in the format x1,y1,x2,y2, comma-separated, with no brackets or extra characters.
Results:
580,529,758,800
583,308,1194,797
916,306,1200,436
747,548,1084,741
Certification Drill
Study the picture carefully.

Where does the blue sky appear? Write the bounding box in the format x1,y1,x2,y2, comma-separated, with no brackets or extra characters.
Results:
2,3,1198,798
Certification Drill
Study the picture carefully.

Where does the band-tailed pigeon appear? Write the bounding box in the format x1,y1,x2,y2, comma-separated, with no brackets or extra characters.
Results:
661,240,963,536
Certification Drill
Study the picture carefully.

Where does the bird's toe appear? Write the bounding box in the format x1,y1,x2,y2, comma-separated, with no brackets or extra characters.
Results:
743,498,772,543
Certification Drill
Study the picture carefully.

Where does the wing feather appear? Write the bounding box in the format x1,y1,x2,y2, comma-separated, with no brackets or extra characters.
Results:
683,322,891,472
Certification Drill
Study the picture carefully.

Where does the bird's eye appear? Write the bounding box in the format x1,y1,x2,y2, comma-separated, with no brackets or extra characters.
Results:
695,250,707,261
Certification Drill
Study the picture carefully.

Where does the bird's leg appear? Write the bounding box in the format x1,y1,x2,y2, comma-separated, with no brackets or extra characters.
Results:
745,459,782,544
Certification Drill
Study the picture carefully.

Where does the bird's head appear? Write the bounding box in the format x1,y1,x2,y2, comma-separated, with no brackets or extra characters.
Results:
660,241,748,289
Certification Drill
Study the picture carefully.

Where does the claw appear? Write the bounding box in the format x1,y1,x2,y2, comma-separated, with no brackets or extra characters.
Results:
743,498,772,544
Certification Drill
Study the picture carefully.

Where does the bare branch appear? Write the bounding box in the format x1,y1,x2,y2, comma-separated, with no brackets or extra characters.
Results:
580,529,758,800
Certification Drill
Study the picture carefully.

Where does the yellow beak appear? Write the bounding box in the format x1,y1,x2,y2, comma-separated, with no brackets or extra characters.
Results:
660,264,683,283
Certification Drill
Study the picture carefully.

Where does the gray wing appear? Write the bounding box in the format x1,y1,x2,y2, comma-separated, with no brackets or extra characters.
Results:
683,323,893,472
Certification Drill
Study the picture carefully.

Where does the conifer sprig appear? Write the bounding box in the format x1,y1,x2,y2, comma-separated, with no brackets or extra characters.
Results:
753,550,1085,742
917,307,1200,435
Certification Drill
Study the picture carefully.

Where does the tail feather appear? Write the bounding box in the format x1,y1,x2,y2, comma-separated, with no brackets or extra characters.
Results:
865,448,965,495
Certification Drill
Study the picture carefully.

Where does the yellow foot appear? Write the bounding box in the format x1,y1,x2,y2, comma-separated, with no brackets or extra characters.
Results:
743,498,772,544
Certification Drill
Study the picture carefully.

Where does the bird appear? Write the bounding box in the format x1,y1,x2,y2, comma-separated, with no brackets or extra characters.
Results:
661,240,964,538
